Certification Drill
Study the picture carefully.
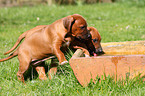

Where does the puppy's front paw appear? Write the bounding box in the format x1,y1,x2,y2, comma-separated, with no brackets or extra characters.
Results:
60,61,68,65
84,54,90,57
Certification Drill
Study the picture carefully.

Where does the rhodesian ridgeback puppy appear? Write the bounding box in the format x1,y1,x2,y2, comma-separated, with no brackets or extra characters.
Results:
0,14,91,83
88,27,104,55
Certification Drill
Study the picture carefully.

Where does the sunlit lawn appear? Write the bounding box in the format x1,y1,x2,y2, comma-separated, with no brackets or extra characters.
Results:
0,2,145,96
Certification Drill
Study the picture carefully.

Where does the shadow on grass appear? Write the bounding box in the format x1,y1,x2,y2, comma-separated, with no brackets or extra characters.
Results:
24,62,49,81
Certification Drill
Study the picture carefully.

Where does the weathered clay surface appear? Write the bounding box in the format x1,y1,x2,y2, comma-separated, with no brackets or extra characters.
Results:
101,41,145,55
69,41,145,87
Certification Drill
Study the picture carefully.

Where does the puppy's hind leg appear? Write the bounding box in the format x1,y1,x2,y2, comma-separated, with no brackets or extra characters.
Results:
17,51,31,84
35,62,47,80
48,58,58,79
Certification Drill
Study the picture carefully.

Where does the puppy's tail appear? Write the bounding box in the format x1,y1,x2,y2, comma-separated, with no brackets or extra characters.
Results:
0,51,18,62
4,31,28,55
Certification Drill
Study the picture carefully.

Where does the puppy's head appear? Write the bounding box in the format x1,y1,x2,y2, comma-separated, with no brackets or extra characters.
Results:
63,14,91,40
88,27,104,55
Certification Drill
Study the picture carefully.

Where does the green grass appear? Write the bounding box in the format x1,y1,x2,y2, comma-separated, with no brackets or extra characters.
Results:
0,2,145,96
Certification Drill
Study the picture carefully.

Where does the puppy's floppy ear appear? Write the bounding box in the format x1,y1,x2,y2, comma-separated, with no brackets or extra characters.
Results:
63,16,75,33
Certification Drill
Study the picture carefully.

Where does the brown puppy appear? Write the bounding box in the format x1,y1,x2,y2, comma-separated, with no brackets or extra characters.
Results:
2,25,95,80
0,14,91,83
88,27,104,55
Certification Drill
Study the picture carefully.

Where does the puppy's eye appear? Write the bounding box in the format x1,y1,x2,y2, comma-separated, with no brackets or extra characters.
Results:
80,26,85,29
93,39,98,43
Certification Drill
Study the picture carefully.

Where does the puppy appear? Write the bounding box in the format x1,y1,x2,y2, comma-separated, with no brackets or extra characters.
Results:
88,27,104,55
0,14,91,83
